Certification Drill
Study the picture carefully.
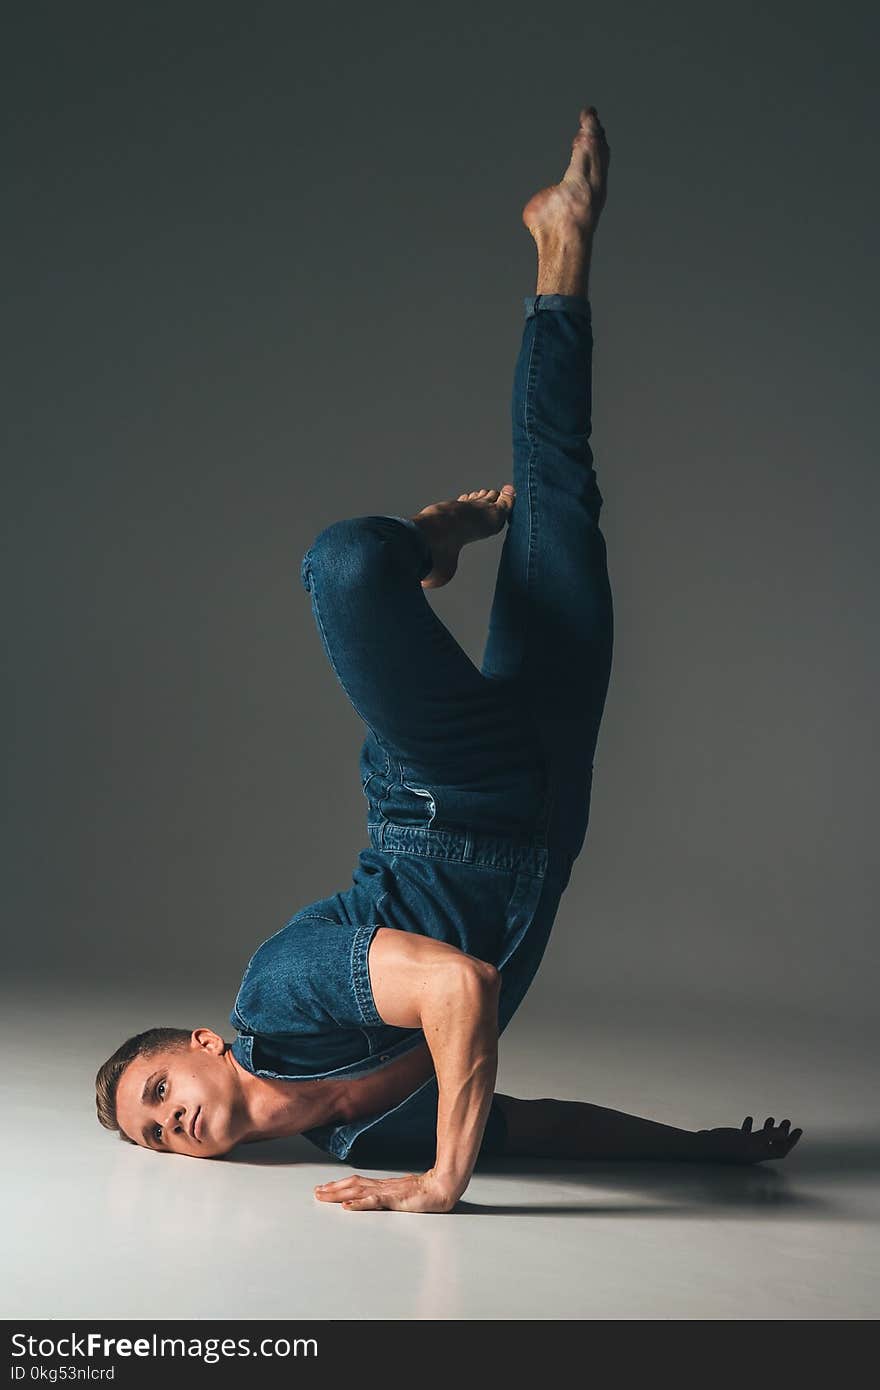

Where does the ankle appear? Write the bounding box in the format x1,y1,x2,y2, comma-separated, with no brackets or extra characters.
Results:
534,231,593,298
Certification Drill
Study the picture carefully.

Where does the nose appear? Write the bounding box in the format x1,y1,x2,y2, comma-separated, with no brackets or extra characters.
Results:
164,1106,187,1140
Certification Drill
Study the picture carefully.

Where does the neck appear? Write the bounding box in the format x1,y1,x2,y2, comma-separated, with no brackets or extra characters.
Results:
231,1057,351,1142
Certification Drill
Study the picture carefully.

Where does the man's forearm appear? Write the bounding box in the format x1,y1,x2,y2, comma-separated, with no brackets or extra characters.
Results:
419,961,500,1200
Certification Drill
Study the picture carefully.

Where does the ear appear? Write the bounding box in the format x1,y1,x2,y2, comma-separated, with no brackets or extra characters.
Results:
191,1027,226,1055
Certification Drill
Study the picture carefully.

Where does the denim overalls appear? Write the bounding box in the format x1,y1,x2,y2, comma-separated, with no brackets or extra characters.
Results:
229,294,614,1166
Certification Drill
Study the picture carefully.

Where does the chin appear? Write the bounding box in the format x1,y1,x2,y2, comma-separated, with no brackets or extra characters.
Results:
209,1139,238,1159
202,1127,238,1159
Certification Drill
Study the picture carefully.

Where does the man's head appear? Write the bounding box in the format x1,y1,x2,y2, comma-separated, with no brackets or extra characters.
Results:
95,1026,246,1158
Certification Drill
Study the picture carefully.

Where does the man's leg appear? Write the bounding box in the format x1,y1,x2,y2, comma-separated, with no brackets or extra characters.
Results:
472,120,804,1174
481,108,614,863
300,508,546,837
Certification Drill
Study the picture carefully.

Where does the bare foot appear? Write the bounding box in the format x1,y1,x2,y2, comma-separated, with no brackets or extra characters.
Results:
412,486,516,589
522,105,610,245
697,1115,804,1165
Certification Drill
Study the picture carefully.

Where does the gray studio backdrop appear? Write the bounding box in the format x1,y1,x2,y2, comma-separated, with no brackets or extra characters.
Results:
4,2,877,1038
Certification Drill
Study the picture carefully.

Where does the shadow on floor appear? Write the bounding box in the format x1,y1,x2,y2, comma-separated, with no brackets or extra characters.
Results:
225,1129,880,1220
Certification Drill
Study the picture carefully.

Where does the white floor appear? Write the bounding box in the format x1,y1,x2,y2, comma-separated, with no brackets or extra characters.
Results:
3,987,877,1320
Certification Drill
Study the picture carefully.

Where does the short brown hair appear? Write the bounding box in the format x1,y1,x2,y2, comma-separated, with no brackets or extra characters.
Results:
95,1027,192,1143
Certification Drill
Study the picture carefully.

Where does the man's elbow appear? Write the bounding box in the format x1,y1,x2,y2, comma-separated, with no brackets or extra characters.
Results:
442,955,501,1006
421,957,501,1036
467,958,502,997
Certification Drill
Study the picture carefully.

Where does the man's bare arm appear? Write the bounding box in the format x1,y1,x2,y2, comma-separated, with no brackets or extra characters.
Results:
314,927,500,1213
370,926,500,1197
495,1095,804,1164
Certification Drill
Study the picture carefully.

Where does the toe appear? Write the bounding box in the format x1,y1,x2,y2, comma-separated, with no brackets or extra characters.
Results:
579,106,606,140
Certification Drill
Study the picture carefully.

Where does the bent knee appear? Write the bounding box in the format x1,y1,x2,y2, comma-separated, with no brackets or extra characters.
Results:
300,516,401,593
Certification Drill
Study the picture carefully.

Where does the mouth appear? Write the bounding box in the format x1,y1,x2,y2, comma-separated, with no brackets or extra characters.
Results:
191,1106,202,1142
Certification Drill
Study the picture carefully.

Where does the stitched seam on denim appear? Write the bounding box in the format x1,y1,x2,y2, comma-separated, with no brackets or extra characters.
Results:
388,846,502,873
231,916,302,1035
239,1031,423,1087
307,570,392,769
376,838,544,877
351,923,383,1026
368,823,548,875
398,759,438,828
533,295,591,322
377,822,546,858
374,865,395,918
520,317,559,849
367,750,392,822
246,1061,377,1082
523,318,542,685
246,1036,423,1083
494,871,541,973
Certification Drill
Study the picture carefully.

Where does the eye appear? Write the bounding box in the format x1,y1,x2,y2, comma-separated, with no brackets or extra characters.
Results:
151,1077,167,1146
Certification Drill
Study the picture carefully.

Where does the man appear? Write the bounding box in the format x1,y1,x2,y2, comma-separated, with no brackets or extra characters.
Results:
96,107,802,1212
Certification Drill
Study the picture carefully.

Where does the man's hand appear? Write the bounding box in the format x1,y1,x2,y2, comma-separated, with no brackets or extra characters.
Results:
697,1115,803,1164
314,1168,460,1213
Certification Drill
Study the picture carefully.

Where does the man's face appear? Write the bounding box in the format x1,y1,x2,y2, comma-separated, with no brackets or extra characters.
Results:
115,1029,244,1158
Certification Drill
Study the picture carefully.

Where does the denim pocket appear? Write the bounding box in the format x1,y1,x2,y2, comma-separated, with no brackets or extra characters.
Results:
497,868,546,973
397,770,437,828
369,761,440,830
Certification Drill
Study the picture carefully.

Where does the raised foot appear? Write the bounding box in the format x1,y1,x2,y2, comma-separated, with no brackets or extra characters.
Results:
413,486,516,590
522,105,611,243
697,1115,804,1165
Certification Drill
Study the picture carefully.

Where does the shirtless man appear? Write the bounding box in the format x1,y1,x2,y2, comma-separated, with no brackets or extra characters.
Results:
96,107,802,1212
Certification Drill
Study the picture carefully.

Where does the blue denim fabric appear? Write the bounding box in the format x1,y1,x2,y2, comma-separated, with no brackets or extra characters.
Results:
229,294,614,1163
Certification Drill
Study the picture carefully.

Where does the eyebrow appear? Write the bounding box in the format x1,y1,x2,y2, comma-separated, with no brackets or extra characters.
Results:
139,1070,162,1149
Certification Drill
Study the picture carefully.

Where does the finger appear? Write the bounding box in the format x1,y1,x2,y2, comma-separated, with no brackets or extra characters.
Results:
316,1173,371,1192
779,1119,791,1134
315,1182,369,1202
342,1196,383,1211
763,1117,775,1131
742,1116,753,1133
